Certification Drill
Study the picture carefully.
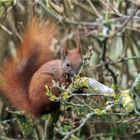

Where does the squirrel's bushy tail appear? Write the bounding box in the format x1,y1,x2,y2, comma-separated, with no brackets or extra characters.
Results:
0,18,57,115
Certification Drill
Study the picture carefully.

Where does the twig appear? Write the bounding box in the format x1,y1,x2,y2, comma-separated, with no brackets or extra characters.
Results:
99,0,122,17
71,93,110,96
101,38,118,90
62,112,95,140
43,108,61,140
87,0,102,19
108,56,140,65
72,0,95,15
94,56,140,70
0,23,12,35
74,96,94,111
38,0,102,27
110,8,139,38
62,100,84,107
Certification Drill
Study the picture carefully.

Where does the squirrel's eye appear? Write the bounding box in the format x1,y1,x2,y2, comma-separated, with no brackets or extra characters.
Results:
66,63,70,67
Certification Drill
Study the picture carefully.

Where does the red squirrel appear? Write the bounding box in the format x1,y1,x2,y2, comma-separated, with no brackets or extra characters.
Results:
0,18,82,119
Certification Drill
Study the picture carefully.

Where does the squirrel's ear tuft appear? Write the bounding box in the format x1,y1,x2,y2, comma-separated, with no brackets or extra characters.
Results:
77,46,82,55
75,31,82,55
61,45,69,60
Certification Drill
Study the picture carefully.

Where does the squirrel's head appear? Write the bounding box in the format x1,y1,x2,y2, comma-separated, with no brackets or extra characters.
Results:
61,46,82,78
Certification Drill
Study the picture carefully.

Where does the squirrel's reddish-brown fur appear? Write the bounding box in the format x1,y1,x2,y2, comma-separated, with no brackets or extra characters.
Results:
0,18,82,119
